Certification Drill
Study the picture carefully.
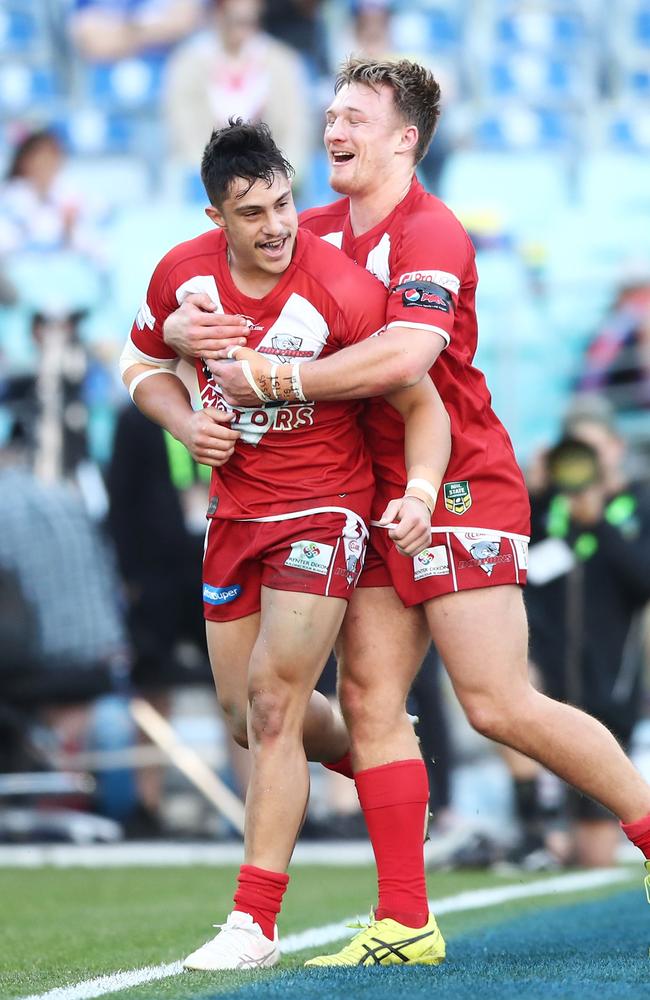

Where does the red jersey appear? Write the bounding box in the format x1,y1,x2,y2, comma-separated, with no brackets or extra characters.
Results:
300,179,530,536
129,227,386,520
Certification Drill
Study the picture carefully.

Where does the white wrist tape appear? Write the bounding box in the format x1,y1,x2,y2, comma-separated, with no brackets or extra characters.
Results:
406,478,438,506
291,364,306,402
241,359,272,402
129,366,178,402
270,363,281,400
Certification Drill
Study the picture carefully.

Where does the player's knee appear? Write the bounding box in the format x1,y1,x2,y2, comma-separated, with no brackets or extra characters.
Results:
247,686,293,744
338,674,371,725
463,695,507,742
220,699,249,748
339,674,400,738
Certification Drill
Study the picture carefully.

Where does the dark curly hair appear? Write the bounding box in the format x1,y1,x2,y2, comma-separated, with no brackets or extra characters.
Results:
201,118,295,207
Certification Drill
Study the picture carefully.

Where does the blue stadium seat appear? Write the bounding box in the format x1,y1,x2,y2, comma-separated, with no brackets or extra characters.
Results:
537,209,650,355
61,155,152,212
606,109,650,151
495,10,586,51
0,6,40,53
634,5,650,45
0,63,60,116
440,150,570,235
58,108,146,157
486,53,592,104
579,152,650,213
84,56,165,112
104,202,212,334
392,3,461,55
472,104,577,151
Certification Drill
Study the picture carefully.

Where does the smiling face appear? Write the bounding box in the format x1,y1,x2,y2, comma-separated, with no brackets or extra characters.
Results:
206,171,298,289
324,81,417,197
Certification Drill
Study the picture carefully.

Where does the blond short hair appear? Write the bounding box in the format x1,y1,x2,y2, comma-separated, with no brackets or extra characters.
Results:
335,57,441,164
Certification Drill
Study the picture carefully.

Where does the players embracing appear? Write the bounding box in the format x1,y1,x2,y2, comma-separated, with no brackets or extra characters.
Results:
120,119,450,969
165,57,650,969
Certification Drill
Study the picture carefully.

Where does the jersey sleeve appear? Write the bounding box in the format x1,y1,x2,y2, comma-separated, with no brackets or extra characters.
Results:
128,256,179,363
329,261,388,348
386,210,472,348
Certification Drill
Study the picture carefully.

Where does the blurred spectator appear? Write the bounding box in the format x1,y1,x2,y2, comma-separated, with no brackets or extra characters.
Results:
576,262,650,417
0,129,105,264
0,425,127,686
0,129,118,477
106,401,210,692
519,397,650,867
163,0,310,187
69,0,204,62
106,401,212,832
263,0,329,78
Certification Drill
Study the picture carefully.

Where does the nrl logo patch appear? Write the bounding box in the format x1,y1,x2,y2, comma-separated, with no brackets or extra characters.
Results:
443,480,472,515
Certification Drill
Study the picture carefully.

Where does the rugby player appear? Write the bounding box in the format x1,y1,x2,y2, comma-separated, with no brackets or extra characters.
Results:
120,119,451,970
163,59,650,967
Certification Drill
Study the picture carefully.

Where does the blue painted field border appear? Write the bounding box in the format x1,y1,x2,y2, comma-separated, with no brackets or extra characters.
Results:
211,888,650,1000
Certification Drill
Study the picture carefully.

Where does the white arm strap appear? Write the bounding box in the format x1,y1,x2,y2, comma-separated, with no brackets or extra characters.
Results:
119,336,179,378
129,367,179,402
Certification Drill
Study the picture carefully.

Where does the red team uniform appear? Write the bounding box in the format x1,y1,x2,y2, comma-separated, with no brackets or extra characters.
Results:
300,178,531,606
128,228,387,621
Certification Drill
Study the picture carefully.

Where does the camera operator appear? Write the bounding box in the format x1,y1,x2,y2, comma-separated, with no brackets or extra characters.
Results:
522,398,650,867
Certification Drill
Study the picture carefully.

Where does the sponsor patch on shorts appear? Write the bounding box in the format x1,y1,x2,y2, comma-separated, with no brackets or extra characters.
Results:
413,545,450,580
285,539,334,575
203,583,241,605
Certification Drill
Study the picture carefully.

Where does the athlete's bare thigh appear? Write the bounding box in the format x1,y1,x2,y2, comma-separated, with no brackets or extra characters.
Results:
206,613,260,745
423,584,529,704
339,585,430,695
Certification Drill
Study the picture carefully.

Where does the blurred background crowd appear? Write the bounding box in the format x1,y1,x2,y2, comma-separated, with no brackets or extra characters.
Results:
1,0,650,869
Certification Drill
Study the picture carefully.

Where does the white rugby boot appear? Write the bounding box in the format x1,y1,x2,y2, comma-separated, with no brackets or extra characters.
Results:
183,911,280,971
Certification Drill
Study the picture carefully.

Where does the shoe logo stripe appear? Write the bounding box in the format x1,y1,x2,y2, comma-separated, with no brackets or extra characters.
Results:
357,929,437,966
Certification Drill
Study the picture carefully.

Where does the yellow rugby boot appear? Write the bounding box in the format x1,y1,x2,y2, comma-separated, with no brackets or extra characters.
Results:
304,911,445,968
644,860,650,904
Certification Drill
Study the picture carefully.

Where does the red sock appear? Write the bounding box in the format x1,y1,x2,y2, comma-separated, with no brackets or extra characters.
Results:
355,758,429,928
322,751,353,779
233,864,289,940
621,811,650,859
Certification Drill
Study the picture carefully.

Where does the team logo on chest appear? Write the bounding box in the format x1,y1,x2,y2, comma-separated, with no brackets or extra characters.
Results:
258,335,312,363
443,480,472,515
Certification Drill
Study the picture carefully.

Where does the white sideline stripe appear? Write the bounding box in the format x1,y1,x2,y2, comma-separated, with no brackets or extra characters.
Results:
18,868,634,1000
0,841,375,868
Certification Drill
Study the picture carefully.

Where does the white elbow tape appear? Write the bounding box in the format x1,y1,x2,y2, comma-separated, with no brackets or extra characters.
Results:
129,366,178,402
406,478,438,506
119,337,179,378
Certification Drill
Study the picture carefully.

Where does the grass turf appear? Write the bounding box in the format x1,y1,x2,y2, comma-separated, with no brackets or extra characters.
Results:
1,865,645,1000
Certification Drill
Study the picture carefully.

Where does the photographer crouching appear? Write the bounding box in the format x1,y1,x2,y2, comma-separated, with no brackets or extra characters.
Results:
509,397,650,868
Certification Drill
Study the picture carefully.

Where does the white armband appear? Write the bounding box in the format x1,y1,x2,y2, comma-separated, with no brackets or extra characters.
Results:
129,367,179,402
119,336,179,378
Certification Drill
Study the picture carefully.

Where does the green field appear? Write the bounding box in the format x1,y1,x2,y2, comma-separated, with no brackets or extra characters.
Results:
2,863,648,1000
